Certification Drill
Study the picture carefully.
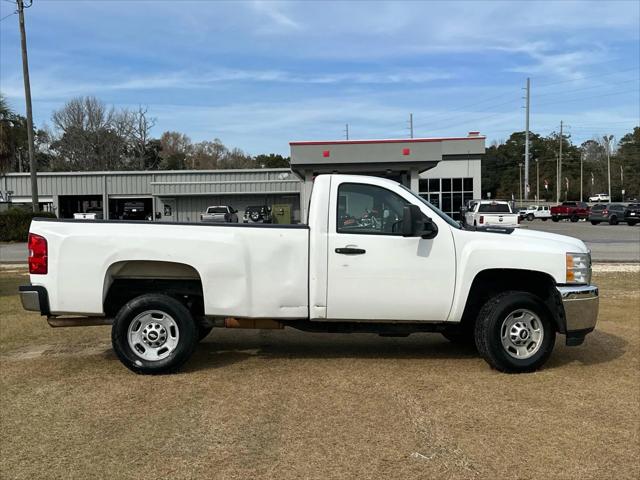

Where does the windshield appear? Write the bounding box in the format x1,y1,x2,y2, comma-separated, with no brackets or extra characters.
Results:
207,207,227,214
399,185,461,229
478,203,511,213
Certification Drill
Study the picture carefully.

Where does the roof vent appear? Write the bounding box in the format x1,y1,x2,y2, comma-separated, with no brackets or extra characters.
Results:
468,131,480,137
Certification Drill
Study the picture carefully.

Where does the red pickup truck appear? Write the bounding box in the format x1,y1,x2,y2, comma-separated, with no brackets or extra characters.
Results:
550,201,591,222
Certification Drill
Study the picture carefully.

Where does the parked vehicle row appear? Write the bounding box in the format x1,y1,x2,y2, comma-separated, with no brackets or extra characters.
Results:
590,203,639,226
200,205,273,224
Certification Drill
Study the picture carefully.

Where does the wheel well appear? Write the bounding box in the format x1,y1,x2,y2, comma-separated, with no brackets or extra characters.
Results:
103,261,204,319
461,269,565,333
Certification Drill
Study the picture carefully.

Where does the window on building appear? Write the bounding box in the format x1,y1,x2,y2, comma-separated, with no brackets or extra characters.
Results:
337,183,409,235
418,176,474,221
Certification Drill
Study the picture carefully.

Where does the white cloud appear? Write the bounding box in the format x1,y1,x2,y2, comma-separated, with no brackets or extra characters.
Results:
251,0,302,32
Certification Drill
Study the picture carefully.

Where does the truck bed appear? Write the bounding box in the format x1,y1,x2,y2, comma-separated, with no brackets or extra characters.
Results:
28,219,310,319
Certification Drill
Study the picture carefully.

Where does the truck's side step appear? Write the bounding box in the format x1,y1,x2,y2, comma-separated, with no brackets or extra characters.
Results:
47,316,113,328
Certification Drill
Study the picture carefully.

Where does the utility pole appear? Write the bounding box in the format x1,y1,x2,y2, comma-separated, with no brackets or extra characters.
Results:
536,158,540,202
524,78,530,200
580,151,583,202
557,120,563,203
344,123,349,140
604,135,613,200
409,113,414,139
17,0,39,212
518,162,523,206
620,164,624,201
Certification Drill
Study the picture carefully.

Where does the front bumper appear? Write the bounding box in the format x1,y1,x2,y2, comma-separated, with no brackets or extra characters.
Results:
19,285,50,316
557,285,599,345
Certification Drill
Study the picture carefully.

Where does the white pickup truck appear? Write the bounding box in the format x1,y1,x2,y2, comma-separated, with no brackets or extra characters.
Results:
20,174,598,375
464,200,520,228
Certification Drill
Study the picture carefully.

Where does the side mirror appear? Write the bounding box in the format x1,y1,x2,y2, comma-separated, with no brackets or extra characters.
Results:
460,206,468,214
402,205,438,239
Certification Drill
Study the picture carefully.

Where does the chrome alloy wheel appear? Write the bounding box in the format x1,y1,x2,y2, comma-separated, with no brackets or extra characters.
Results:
127,310,180,361
500,309,544,359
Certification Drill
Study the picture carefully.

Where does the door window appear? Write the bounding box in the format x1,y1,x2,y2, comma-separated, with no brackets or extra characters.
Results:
337,183,409,235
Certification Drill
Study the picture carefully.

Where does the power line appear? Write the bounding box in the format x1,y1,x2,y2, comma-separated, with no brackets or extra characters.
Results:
535,89,638,107
413,97,520,131
410,91,518,128
533,78,639,99
535,66,640,89
0,11,16,22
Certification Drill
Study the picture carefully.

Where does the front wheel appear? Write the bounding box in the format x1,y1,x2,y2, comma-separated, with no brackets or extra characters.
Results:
628,221,638,226
570,215,579,222
541,218,548,221
527,213,534,221
591,221,600,225
112,294,198,374
474,291,556,373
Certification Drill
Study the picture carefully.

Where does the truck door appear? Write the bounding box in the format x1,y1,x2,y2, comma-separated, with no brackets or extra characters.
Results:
326,180,456,321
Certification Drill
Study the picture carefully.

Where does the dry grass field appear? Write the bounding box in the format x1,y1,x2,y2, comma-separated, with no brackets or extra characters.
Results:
1,267,639,479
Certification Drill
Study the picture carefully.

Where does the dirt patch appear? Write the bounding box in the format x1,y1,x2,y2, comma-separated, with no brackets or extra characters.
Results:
1,272,639,479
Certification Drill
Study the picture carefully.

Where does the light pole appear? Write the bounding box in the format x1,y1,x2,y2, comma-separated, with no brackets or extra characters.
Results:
519,162,523,206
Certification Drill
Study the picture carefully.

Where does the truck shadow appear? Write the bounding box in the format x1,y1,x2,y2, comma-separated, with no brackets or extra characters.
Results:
184,328,627,372
185,331,482,372
546,329,627,369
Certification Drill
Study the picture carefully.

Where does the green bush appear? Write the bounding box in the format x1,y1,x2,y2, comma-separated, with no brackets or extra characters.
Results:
0,209,57,242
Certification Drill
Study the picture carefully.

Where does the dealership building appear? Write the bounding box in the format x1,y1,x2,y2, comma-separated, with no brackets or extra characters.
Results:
0,133,485,222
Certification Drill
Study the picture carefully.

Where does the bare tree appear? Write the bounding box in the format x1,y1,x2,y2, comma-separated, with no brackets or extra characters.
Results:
131,106,156,170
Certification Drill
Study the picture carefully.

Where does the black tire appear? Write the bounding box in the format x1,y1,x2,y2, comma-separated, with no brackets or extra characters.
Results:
628,221,638,226
474,291,556,373
570,215,579,222
609,216,618,225
111,293,198,374
552,216,559,222
197,324,213,341
542,218,548,221
527,213,534,221
590,221,600,225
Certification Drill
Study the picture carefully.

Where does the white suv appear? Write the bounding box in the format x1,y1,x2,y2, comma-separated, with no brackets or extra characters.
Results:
589,193,610,202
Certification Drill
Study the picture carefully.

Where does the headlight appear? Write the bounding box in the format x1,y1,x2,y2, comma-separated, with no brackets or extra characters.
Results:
566,252,591,284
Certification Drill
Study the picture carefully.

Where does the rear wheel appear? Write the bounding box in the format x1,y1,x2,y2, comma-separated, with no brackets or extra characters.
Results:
570,215,579,222
112,294,198,374
474,291,556,373
541,218,548,221
591,221,600,225
552,216,559,222
628,220,638,226
609,216,618,225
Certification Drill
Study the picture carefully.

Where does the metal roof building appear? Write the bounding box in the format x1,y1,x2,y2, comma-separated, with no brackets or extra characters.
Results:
2,168,302,223
1,133,485,223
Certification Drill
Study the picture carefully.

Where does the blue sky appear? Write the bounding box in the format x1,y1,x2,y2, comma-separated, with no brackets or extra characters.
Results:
1,0,638,155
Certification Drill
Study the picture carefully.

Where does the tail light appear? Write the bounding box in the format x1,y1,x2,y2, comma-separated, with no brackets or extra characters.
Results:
479,216,484,224
28,233,48,274
517,216,521,224
603,209,608,216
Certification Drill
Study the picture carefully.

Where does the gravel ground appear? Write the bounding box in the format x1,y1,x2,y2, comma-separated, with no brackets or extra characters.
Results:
1,270,638,479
